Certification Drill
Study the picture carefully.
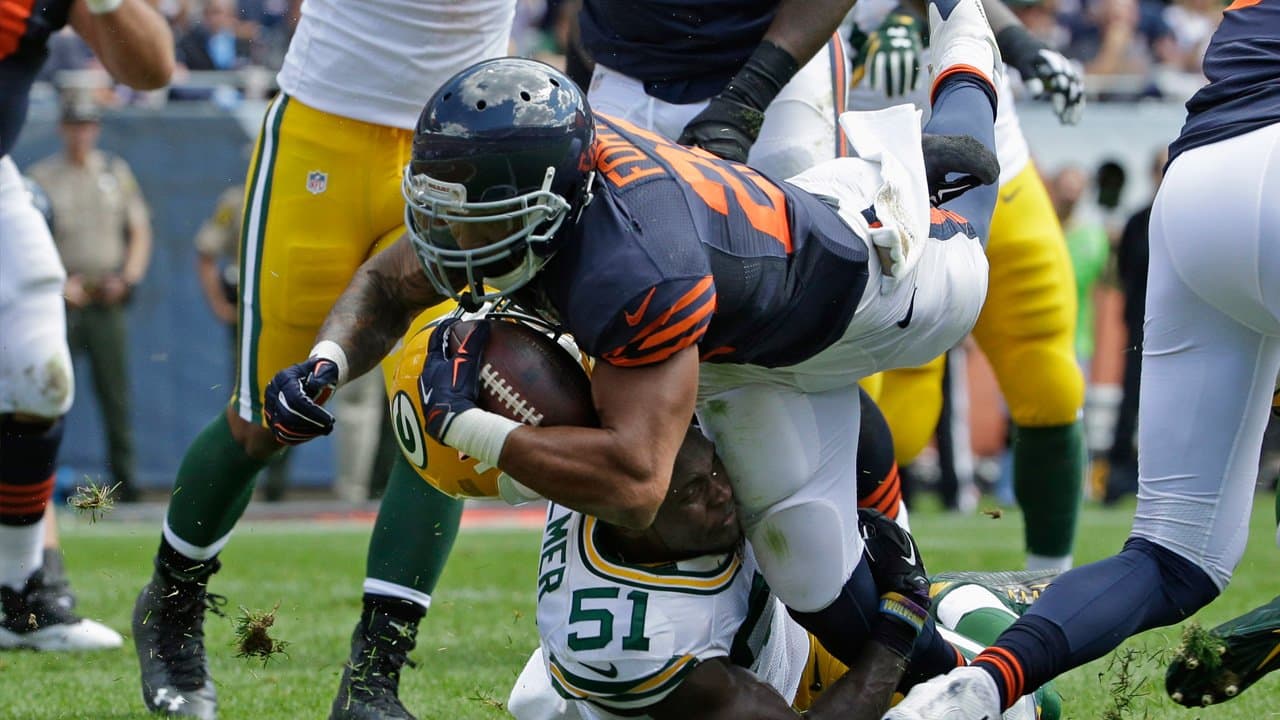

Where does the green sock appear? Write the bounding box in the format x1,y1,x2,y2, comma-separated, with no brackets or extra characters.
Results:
1012,421,1084,561
364,454,464,597
165,412,266,548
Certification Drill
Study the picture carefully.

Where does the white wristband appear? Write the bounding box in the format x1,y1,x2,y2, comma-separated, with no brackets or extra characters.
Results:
84,0,124,14
308,340,351,386
443,408,521,469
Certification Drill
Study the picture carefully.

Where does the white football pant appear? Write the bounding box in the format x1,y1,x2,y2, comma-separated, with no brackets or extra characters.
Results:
1132,121,1280,588
0,156,74,420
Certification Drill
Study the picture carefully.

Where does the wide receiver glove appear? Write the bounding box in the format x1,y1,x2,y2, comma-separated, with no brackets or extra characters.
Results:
420,317,491,445
859,508,931,659
860,9,925,98
677,41,800,163
997,26,1084,125
264,357,340,445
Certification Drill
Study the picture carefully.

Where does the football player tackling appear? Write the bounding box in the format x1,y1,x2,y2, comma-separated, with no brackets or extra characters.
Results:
886,1,1280,716
264,0,1004,692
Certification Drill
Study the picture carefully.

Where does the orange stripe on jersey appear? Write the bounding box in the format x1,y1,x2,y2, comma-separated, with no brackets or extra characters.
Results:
605,325,709,366
626,276,715,348
930,206,969,225
1226,0,1261,10
701,345,736,361
0,0,35,58
828,33,852,158
638,297,715,352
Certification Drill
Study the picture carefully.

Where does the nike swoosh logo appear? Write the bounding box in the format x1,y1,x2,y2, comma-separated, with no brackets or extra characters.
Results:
624,288,657,327
579,660,619,678
901,541,916,566
1002,186,1022,204
451,326,478,386
897,289,917,329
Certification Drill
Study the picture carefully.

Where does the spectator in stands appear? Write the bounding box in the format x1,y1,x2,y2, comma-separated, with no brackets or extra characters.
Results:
1062,0,1175,78
194,185,292,500
1104,146,1168,503
177,0,257,71
1162,0,1220,73
1049,166,1110,374
29,97,152,502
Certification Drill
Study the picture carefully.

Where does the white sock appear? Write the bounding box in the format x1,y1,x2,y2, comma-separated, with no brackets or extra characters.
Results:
0,519,45,590
1025,552,1072,573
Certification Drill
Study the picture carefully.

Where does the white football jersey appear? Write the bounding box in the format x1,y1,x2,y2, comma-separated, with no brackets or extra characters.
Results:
534,504,808,719
846,2,1031,186
277,0,517,130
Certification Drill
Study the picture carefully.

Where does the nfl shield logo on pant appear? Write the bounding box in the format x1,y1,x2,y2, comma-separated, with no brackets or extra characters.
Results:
306,170,328,195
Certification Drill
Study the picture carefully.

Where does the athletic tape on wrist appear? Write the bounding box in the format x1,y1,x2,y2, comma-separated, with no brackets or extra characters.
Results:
308,340,351,386
84,0,125,14
443,409,521,469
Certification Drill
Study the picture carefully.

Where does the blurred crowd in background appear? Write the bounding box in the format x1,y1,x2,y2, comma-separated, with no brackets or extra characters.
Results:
36,0,1226,108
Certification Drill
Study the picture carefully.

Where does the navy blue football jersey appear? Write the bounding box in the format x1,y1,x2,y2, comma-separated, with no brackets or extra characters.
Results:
1,0,72,158
1168,0,1280,163
524,114,870,369
579,0,777,104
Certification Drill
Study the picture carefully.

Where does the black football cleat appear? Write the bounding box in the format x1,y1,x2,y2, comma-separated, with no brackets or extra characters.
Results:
930,568,1060,616
133,556,224,719
330,606,420,720
1167,595,1280,707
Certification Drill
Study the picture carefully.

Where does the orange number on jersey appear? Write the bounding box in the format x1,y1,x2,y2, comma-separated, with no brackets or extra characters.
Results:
597,115,793,252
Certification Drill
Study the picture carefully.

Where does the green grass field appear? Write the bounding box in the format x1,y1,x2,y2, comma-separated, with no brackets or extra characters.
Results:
6,494,1278,720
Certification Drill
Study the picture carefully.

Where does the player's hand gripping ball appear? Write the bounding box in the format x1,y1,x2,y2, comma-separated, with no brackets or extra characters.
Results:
390,315,596,498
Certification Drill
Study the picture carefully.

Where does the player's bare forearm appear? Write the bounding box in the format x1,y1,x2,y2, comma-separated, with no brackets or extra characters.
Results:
805,641,908,719
498,347,700,529
979,0,1024,36
765,0,857,65
316,237,446,380
70,0,174,89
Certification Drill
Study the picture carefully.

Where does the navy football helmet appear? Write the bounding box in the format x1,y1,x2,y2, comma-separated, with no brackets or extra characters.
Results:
403,58,595,304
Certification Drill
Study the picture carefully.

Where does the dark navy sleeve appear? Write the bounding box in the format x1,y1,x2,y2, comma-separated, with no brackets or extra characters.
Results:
595,277,715,367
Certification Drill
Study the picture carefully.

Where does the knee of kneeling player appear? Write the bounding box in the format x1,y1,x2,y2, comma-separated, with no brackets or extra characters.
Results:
1000,349,1084,428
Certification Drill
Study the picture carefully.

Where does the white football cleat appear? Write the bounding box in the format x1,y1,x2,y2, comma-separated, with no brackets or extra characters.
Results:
0,568,123,651
927,0,1003,97
884,666,1005,720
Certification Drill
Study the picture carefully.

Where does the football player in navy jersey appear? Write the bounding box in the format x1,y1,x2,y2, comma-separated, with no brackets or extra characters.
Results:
264,0,1002,678
580,0,856,179
885,1,1280,717
0,0,171,652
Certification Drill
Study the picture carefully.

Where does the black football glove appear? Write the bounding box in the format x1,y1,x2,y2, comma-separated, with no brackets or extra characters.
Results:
264,357,340,445
997,26,1084,126
922,133,1000,206
678,42,799,163
420,317,490,445
860,508,932,658
859,508,930,607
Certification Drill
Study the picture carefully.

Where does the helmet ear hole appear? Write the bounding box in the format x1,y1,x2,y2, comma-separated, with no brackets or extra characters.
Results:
476,100,487,110
520,91,531,101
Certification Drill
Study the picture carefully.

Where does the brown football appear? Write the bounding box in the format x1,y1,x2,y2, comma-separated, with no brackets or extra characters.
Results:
446,319,597,428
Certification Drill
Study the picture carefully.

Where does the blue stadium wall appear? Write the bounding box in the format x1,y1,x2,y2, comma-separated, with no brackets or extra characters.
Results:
10,101,337,492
